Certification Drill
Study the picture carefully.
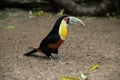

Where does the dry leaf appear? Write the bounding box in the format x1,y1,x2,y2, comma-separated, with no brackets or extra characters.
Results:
89,64,99,71
80,73,88,80
61,76,80,80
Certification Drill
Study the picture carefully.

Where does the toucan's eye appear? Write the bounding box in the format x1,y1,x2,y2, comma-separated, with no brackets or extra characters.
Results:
63,17,69,24
63,17,68,22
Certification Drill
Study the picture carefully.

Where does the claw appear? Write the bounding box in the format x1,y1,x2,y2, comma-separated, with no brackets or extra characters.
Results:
49,56,54,61
56,54,62,59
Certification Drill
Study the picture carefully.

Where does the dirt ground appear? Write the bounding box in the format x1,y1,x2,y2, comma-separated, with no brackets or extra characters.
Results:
0,10,120,80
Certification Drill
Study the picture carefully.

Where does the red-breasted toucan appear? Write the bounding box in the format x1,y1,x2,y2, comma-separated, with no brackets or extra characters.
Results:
24,15,85,60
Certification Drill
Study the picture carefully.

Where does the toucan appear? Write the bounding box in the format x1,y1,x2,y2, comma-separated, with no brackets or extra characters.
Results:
24,15,85,60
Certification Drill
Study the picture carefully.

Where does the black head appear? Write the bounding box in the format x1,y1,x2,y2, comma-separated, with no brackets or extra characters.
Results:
50,15,69,34
49,15,85,34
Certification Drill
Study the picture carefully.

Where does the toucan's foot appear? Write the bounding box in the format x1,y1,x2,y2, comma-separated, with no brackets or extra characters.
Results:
48,56,54,61
56,54,62,59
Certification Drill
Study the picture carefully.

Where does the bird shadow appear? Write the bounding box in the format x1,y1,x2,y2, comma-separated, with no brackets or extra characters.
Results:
26,54,48,60
23,53,61,61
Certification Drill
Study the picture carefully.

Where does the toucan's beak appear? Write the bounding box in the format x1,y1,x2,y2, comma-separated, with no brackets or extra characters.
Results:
69,16,85,27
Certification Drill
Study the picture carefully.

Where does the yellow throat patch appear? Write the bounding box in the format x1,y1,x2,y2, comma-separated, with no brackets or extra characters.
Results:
59,20,68,40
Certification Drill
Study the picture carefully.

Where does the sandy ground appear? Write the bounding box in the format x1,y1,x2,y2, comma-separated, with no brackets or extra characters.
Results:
0,10,120,80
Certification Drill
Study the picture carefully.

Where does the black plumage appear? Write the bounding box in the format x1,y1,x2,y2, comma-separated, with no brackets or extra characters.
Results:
24,16,67,59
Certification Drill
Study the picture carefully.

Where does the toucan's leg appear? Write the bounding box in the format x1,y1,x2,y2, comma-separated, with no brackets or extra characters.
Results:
56,54,62,59
46,53,54,61
53,49,62,59
49,56,54,61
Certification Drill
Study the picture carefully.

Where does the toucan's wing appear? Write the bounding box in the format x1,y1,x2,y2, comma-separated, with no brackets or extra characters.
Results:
40,34,60,47
47,34,60,43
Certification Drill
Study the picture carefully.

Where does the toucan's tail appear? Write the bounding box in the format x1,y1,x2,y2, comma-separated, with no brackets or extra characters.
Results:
24,48,37,56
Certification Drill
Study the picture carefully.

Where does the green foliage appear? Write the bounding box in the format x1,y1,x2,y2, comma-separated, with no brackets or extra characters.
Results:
0,25,16,29
29,10,48,19
57,9,64,16
0,12,9,20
